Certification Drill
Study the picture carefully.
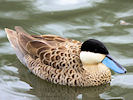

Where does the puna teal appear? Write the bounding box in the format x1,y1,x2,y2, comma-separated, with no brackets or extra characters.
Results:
5,26,126,86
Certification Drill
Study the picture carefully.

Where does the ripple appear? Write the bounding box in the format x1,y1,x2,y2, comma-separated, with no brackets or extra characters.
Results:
100,73,133,100
111,73,133,88
0,42,14,54
35,23,91,37
124,28,133,35
115,9,133,18
32,0,105,12
0,65,37,100
0,11,29,20
94,35,133,44
0,30,6,38
1,65,18,74
119,58,133,66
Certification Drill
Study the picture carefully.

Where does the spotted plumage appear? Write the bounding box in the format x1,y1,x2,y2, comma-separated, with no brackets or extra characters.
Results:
5,26,126,87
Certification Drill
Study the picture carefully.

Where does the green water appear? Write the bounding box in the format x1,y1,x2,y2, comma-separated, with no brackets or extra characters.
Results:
0,0,133,100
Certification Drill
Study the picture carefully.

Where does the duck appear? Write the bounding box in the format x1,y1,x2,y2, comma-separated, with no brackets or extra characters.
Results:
5,26,126,86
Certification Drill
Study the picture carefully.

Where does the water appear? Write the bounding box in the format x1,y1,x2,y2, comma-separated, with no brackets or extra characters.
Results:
0,0,133,100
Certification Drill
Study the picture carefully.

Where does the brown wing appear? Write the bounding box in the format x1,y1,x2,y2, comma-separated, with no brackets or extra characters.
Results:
6,26,82,69
27,34,82,69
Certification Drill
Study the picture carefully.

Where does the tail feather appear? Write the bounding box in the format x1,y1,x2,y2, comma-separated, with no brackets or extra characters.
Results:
5,28,19,49
15,26,29,34
15,26,35,51
5,27,30,65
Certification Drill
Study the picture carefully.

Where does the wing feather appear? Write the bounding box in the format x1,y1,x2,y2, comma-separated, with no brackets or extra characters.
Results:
5,26,82,69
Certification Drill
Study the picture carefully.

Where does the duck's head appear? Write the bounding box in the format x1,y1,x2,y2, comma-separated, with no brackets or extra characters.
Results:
80,39,126,74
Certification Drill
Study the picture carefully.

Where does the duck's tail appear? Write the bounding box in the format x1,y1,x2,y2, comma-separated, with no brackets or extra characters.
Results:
5,26,33,65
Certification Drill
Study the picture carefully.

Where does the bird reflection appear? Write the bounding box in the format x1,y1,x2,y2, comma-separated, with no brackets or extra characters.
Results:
14,60,111,100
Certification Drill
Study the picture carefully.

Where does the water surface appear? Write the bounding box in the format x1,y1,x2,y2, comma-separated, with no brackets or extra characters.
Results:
0,0,133,100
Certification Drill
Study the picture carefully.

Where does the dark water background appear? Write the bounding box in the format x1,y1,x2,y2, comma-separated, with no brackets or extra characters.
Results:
0,0,133,100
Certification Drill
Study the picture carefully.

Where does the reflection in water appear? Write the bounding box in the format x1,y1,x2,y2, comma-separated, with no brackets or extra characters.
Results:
17,61,110,100
32,0,105,12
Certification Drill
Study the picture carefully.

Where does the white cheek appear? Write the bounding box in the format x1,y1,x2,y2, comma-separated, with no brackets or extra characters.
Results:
80,51,106,65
